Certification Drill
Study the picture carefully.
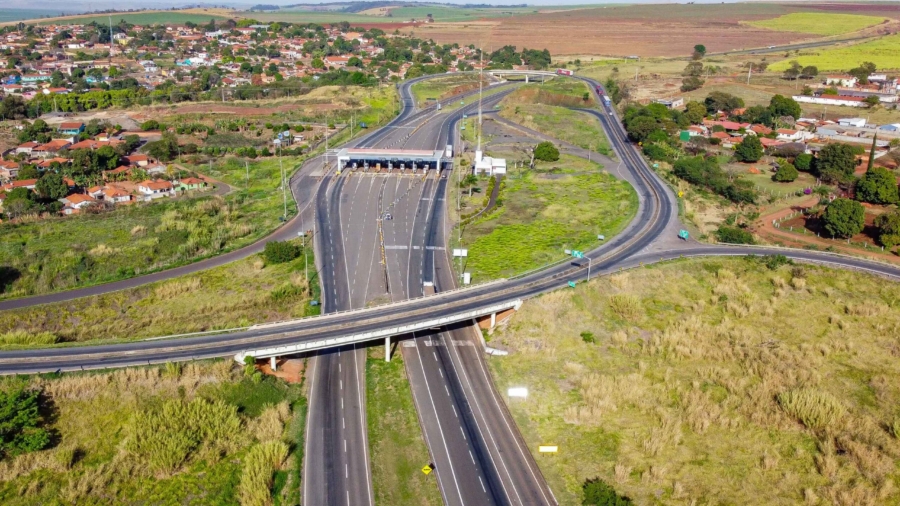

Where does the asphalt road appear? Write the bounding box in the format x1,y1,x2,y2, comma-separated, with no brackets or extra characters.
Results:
711,35,872,56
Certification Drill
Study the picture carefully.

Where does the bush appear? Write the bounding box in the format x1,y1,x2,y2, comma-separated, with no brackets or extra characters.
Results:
734,135,763,163
0,386,51,458
794,153,813,172
534,141,560,162
140,119,160,131
823,198,865,238
580,331,595,344
777,388,845,430
262,241,301,265
773,162,798,182
855,166,899,204
673,156,757,204
715,226,754,244
874,209,900,247
583,477,633,506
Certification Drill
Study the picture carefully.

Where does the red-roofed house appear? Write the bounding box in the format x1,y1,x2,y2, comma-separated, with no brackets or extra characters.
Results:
15,141,39,155
176,177,208,191
3,179,38,191
32,139,71,158
57,122,85,135
60,193,95,214
0,161,19,180
138,180,174,197
759,137,785,149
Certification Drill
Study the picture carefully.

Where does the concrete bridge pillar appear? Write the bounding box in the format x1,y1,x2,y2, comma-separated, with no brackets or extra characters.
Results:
490,312,497,330
525,75,529,83
270,356,277,371
385,336,391,362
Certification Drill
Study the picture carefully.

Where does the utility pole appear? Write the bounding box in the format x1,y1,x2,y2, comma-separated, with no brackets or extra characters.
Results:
279,142,286,219
747,63,752,85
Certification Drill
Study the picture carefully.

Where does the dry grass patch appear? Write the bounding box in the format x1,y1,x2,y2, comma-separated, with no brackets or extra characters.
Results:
489,257,900,505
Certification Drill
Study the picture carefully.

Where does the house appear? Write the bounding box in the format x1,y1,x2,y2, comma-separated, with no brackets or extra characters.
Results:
176,177,208,191
793,94,867,108
750,124,773,136
137,179,174,197
57,122,85,135
759,137,786,149
103,166,132,180
15,141,39,155
125,154,152,167
323,55,350,67
776,129,813,142
878,124,900,132
838,118,867,128
472,151,507,176
824,75,858,88
32,139,72,158
653,97,684,109
2,179,37,191
102,188,132,203
0,161,20,180
60,193,95,214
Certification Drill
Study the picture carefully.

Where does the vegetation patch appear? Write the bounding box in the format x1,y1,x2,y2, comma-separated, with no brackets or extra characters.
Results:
462,157,637,281
0,251,317,345
0,361,305,505
745,12,887,36
489,258,900,505
366,349,441,506
769,34,900,72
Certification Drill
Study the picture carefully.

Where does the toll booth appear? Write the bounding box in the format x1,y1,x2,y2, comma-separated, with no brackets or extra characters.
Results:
336,148,446,172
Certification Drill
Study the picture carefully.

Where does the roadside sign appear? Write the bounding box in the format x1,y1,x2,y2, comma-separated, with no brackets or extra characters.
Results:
652,163,659,168
568,281,576,288
452,249,468,257
678,191,684,198
508,387,528,398
678,229,689,240
597,235,605,241
463,273,471,285
538,446,558,453
572,251,584,259
422,464,433,475
461,125,466,130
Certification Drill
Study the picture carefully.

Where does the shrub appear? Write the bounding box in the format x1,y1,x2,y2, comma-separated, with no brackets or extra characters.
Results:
875,210,900,247
777,388,845,430
734,135,763,163
583,477,633,505
262,241,301,265
608,295,643,322
794,153,813,172
239,441,289,506
823,198,864,238
715,226,754,244
855,166,899,204
580,331,595,344
534,141,560,162
0,386,51,458
773,162,798,182
0,331,59,347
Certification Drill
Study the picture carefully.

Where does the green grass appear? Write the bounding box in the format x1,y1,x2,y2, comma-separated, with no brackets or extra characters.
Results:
769,34,900,72
366,349,442,506
500,104,611,156
0,247,317,345
0,153,305,300
0,361,305,505
745,12,888,36
460,156,637,281
243,11,380,24
37,12,226,26
386,5,537,22
488,257,900,505
410,74,483,107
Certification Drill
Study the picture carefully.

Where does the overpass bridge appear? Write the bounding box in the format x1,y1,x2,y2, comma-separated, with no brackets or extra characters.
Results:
486,69,558,83
233,298,522,368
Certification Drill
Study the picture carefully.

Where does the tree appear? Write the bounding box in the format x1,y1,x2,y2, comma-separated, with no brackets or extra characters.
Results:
769,95,801,120
794,153,813,172
716,225,755,244
0,387,51,458
874,210,900,248
0,95,26,120
692,44,706,59
583,478,633,506
864,95,880,107
3,187,37,219
704,91,744,115
801,85,813,96
684,101,706,124
680,76,703,92
823,198,865,238
816,143,858,183
624,116,659,143
262,240,301,264
856,166,898,204
16,165,40,180
734,135,764,163
534,141,560,162
35,172,68,200
867,135,877,171
772,162,798,182
848,62,876,84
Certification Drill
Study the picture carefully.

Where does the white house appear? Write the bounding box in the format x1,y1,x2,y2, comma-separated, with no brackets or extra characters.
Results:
838,118,867,128
776,129,814,142
473,151,507,176
825,75,858,88
138,180,174,197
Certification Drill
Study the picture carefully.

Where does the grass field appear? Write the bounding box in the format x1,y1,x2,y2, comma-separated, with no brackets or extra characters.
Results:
461,155,637,281
410,74,484,107
0,155,301,300
240,10,378,24
37,12,226,26
366,348,442,506
769,34,900,72
745,12,889,36
0,361,305,505
489,257,900,505
0,245,316,346
388,5,537,22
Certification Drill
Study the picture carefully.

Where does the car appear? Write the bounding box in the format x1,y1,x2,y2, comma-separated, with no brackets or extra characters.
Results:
384,213,392,220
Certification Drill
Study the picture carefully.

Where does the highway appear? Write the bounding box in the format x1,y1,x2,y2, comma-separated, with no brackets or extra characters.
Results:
3,71,900,506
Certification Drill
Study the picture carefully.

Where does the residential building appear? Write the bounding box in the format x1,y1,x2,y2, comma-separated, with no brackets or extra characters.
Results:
653,97,685,109
57,122,85,135
138,179,175,197
176,177,208,191
473,151,507,176
824,75,858,87
60,193,95,214
838,118,867,128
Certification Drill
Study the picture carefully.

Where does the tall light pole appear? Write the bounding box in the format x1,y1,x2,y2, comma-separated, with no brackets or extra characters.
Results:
278,140,286,220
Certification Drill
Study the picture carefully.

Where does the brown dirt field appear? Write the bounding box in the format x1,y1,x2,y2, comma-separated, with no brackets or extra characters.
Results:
257,357,305,384
408,4,818,57
135,102,339,119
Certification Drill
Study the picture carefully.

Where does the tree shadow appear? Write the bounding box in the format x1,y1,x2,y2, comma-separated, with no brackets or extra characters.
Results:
0,266,20,294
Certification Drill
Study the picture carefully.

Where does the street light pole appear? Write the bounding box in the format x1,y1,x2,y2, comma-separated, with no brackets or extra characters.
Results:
279,142,286,219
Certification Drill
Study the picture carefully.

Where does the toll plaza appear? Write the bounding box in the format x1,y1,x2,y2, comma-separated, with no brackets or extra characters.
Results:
335,148,447,173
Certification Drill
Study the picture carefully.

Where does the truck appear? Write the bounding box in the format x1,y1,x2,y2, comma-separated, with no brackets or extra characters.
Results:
595,85,603,95
603,95,611,106
556,68,574,76
445,144,453,158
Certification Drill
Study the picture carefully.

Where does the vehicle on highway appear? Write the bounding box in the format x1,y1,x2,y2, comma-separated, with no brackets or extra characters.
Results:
384,213,392,220
556,68,574,76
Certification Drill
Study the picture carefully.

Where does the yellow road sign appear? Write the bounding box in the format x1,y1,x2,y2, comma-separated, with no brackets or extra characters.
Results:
422,465,433,475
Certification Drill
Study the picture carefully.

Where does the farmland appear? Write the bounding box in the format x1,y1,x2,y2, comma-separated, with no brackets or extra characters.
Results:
35,11,226,26
745,12,889,36
489,257,900,505
0,361,306,505
461,155,636,282
769,34,900,72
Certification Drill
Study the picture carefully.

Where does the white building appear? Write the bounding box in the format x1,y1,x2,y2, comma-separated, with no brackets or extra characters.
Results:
838,118,867,128
473,150,507,176
824,75,858,87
